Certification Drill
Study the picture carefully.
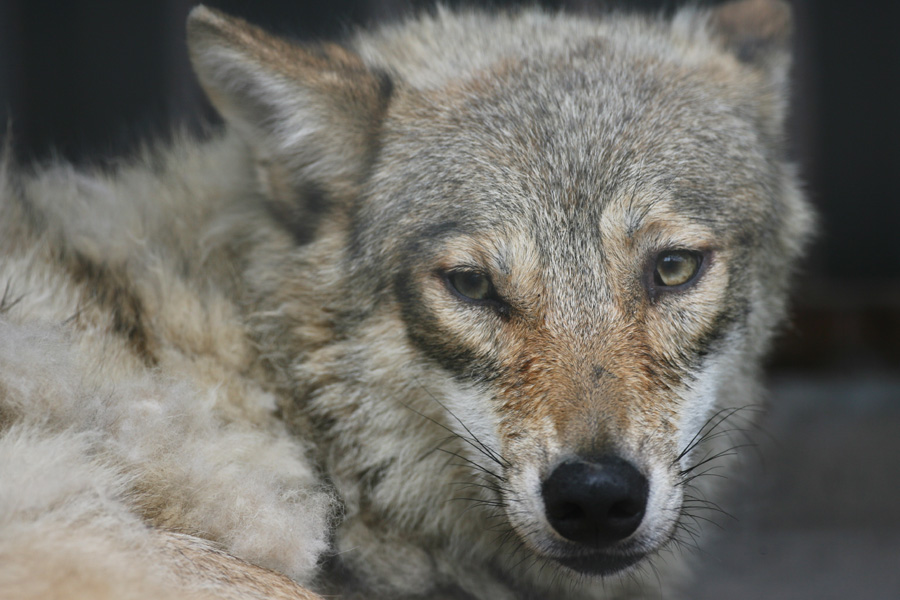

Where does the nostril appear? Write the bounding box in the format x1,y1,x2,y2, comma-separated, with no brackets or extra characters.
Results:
541,455,649,548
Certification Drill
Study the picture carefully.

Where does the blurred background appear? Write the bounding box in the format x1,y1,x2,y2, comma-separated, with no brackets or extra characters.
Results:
1,1,897,597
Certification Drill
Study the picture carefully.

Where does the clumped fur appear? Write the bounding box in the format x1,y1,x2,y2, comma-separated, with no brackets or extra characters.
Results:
0,1,812,599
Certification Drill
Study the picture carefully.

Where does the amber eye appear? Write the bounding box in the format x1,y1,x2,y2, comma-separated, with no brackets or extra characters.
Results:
447,270,494,302
654,250,703,288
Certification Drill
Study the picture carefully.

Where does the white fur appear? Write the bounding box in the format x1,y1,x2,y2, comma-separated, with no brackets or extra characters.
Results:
0,318,335,583
676,348,735,470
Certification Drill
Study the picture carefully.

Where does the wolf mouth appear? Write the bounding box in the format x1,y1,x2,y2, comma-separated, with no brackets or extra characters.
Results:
553,551,645,577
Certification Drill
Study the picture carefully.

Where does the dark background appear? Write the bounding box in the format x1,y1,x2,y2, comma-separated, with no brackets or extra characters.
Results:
1,1,898,597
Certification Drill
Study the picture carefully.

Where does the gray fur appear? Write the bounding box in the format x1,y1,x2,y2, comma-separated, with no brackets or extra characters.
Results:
0,1,812,598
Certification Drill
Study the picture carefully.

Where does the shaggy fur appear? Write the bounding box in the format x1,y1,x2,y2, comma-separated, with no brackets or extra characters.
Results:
0,1,811,598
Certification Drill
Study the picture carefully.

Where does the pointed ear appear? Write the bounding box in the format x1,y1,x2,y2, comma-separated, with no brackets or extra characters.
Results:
708,0,792,84
187,6,393,205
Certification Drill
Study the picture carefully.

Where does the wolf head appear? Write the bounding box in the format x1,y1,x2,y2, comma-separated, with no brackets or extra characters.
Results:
189,0,810,592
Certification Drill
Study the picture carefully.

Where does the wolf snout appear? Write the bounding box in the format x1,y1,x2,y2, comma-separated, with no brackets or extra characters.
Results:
541,456,649,547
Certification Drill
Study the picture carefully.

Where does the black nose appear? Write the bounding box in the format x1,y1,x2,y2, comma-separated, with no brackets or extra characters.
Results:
541,455,649,547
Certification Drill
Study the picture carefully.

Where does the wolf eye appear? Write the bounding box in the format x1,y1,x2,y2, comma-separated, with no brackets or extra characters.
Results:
446,270,495,302
654,250,702,288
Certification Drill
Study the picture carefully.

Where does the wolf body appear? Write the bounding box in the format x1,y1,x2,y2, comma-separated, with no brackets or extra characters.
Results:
0,1,811,598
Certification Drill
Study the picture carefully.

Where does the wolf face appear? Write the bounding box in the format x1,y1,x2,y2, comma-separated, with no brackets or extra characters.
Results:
351,43,800,574
187,0,811,595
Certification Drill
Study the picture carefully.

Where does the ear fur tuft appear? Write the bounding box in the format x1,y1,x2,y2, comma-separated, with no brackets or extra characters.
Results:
187,5,394,209
709,0,792,67
680,0,794,135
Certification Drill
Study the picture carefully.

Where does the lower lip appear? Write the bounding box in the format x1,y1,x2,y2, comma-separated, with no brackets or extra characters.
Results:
554,552,645,576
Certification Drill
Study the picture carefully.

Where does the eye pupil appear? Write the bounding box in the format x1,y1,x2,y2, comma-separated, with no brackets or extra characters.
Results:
449,270,492,301
655,251,701,287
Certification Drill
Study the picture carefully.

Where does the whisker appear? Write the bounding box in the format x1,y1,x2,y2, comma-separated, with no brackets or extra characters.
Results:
400,399,506,471
447,480,513,495
437,447,507,482
674,405,754,464
682,494,735,520
680,442,757,476
410,377,511,468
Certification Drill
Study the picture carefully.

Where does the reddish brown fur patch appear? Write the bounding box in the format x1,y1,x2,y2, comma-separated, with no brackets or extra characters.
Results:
492,304,680,459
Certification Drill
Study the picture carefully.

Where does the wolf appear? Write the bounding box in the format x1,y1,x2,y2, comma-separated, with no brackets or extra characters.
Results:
0,0,811,598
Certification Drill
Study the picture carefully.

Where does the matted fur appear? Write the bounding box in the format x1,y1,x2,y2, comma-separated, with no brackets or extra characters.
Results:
0,1,811,598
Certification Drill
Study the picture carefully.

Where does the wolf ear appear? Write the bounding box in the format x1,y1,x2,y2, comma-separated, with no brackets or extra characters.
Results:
707,0,792,81
693,0,793,134
187,6,393,211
